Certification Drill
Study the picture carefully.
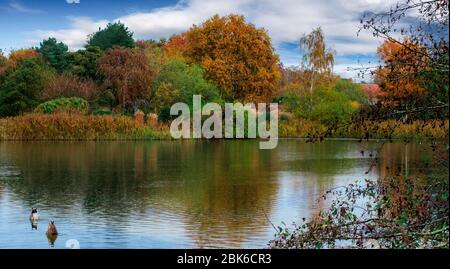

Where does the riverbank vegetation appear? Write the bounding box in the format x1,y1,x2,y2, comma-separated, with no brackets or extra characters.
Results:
0,5,447,141
0,113,170,140
1,113,447,141
279,118,448,140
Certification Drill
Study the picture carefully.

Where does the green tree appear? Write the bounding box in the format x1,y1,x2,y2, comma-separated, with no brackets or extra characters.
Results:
0,50,6,67
281,87,355,125
309,88,355,125
0,50,6,77
152,58,223,121
38,38,69,73
87,22,135,50
67,46,104,81
332,79,369,106
0,57,54,116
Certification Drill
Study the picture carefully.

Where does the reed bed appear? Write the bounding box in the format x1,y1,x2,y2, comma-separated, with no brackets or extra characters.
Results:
279,118,449,140
0,113,171,140
0,113,447,141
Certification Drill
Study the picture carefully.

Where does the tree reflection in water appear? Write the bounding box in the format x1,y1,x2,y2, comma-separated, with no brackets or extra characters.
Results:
0,140,426,248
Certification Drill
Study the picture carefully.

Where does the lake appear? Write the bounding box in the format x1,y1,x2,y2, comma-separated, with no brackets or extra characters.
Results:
0,139,430,248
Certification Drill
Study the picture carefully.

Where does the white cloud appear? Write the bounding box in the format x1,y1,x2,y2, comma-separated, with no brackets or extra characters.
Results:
334,63,376,82
29,0,403,78
9,1,43,13
66,0,80,4
28,17,108,50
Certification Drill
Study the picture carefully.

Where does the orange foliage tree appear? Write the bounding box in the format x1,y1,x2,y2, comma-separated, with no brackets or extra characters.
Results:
1,49,40,71
181,14,281,102
164,33,189,58
375,39,429,105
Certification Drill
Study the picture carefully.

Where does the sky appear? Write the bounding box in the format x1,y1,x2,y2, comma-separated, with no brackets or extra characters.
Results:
0,0,401,80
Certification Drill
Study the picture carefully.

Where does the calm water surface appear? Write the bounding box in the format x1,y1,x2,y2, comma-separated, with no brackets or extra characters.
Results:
0,140,430,248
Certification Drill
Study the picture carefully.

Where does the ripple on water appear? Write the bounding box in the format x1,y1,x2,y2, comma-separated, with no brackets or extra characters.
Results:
0,165,21,179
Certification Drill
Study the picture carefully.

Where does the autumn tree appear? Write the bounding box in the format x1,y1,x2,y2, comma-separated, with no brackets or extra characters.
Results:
41,74,99,102
164,33,189,57
360,0,448,118
375,39,428,107
98,47,153,111
182,14,281,102
135,39,166,50
136,39,166,80
1,49,40,71
87,22,135,50
300,27,335,93
38,38,69,73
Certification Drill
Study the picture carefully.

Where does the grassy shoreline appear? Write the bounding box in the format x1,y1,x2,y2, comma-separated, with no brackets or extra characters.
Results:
279,118,449,140
0,113,448,141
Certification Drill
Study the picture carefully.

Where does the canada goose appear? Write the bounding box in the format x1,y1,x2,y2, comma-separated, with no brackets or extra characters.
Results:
29,208,39,222
46,220,58,236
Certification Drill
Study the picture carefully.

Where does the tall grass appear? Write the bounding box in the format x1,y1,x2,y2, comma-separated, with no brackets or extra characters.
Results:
279,118,449,140
0,113,447,141
0,113,171,140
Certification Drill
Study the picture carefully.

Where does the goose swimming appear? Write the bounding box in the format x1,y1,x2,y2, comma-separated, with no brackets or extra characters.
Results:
46,220,58,236
29,208,39,222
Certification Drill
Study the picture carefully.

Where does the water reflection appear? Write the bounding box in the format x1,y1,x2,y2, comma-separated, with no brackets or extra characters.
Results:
46,233,58,247
30,220,38,230
0,140,428,248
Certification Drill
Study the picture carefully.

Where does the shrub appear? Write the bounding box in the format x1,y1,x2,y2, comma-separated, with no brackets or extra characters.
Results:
97,89,117,108
280,113,290,121
280,87,306,114
281,87,355,125
34,97,89,114
41,74,99,102
332,79,369,106
308,88,355,125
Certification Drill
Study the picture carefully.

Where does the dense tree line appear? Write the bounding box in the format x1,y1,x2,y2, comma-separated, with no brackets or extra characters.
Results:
0,12,446,125
0,17,283,118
